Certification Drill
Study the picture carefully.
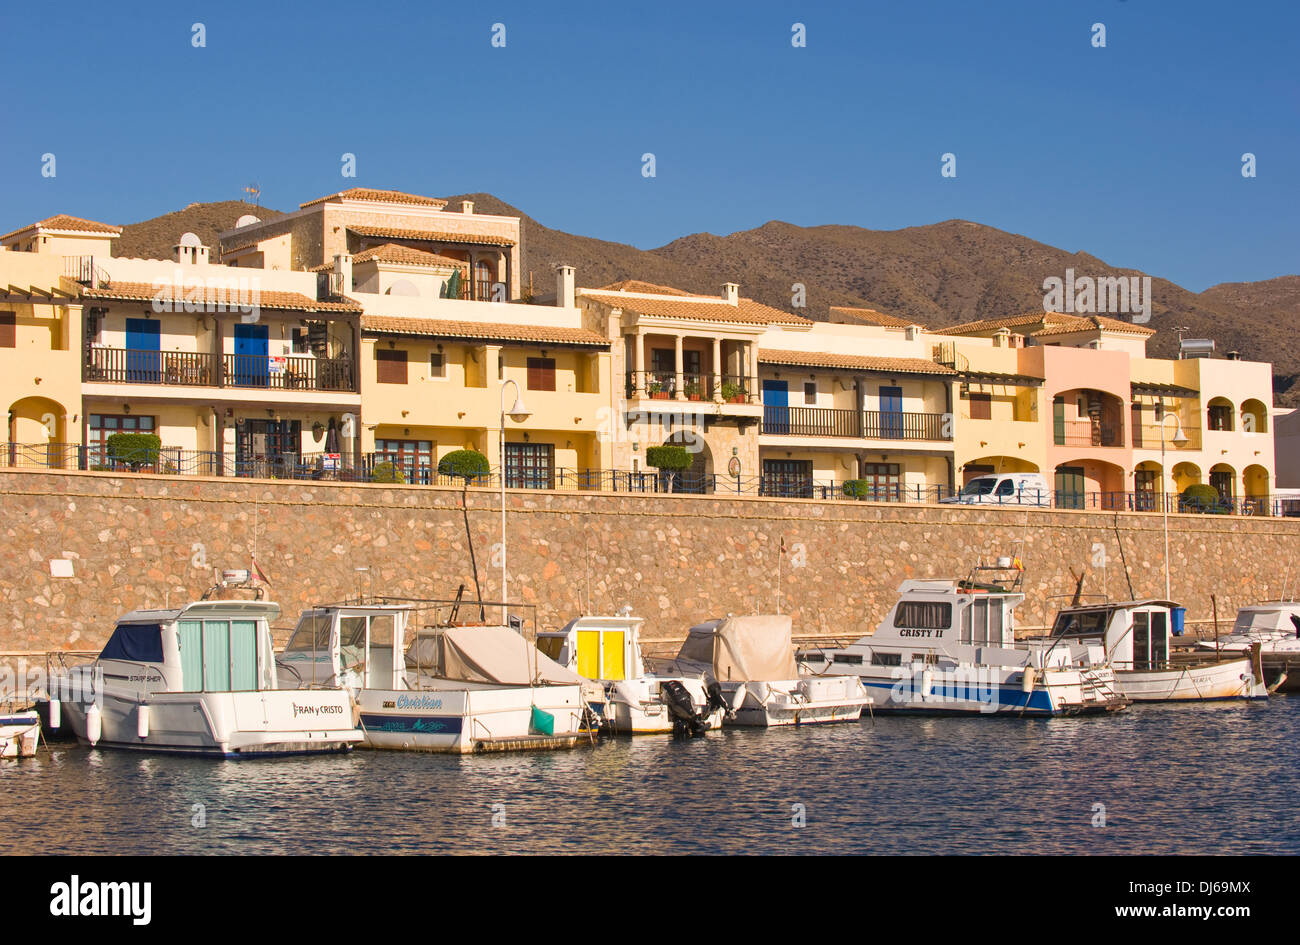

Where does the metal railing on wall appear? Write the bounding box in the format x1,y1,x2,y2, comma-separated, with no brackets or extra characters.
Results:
0,443,1290,516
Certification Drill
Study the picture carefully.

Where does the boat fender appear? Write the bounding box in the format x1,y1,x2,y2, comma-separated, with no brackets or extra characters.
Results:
136,704,150,740
85,704,102,746
919,669,934,701
1022,667,1036,693
48,698,61,731
728,684,749,713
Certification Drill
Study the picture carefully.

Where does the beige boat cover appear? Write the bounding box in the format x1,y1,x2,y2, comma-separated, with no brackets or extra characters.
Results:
678,615,797,681
408,626,588,687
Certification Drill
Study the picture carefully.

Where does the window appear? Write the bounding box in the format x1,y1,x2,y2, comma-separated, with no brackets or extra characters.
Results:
285,614,333,653
177,619,261,692
290,328,308,354
0,311,15,348
832,653,863,665
429,352,446,378
1208,403,1233,431
861,463,902,502
969,392,991,420
88,414,156,466
1133,612,1151,671
527,357,556,391
376,348,407,384
871,652,902,667
896,601,951,630
804,382,817,405
86,309,104,346
374,439,433,484
505,442,554,489
761,458,813,498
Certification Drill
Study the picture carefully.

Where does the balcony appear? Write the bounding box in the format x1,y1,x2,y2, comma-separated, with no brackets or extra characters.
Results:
1131,423,1202,450
85,347,356,392
1055,420,1122,447
761,407,950,441
626,371,756,405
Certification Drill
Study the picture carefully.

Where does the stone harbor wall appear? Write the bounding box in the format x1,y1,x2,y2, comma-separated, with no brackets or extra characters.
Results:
3,468,1298,657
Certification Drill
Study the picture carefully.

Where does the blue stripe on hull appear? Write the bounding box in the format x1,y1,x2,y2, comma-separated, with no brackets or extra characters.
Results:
359,714,464,734
859,679,1058,716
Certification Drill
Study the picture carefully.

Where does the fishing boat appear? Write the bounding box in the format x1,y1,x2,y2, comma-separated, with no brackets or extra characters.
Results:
802,558,1128,716
536,611,727,736
275,599,591,753
1051,599,1269,702
0,705,40,758
46,574,363,757
653,614,871,727
1195,601,1300,692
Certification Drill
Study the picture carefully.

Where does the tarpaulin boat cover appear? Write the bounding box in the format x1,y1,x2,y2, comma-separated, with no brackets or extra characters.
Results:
409,626,588,687
676,615,797,682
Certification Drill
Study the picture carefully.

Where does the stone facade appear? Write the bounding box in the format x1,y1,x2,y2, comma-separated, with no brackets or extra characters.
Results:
3,469,1297,656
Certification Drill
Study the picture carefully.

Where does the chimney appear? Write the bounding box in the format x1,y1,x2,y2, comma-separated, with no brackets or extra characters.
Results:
993,327,1011,348
556,264,575,309
906,325,923,341
174,234,209,265
331,253,353,295
722,282,739,305
461,200,474,215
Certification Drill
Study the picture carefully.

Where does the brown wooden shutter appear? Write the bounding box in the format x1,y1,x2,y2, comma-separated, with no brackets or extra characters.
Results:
0,312,14,348
376,348,408,384
527,357,555,391
969,392,991,420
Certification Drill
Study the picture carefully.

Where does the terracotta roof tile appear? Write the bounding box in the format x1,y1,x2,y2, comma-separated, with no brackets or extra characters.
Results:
82,281,362,314
349,224,515,247
579,288,811,326
758,348,957,376
942,311,1155,337
351,243,465,268
299,188,448,210
2,214,122,241
828,306,921,329
361,314,609,347
598,279,694,296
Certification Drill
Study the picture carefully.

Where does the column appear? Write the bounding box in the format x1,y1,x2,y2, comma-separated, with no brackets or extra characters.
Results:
674,334,685,401
712,337,723,402
633,331,645,395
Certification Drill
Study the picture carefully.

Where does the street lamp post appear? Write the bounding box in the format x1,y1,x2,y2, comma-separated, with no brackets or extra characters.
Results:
499,378,531,622
1160,412,1190,600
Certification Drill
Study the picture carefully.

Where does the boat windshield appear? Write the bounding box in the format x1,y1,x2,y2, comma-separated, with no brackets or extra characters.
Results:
960,478,996,496
1052,609,1110,637
285,614,333,653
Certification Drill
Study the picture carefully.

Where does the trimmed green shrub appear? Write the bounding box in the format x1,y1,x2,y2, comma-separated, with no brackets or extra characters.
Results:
370,461,406,484
842,479,870,499
1181,483,1227,513
438,449,490,482
645,445,692,471
105,432,161,471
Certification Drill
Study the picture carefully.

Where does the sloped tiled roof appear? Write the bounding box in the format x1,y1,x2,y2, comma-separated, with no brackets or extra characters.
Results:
580,287,811,327
829,306,922,329
350,243,465,268
348,225,515,246
758,348,958,376
598,279,694,296
942,311,1155,337
2,214,122,241
361,314,609,347
82,281,362,313
300,188,448,210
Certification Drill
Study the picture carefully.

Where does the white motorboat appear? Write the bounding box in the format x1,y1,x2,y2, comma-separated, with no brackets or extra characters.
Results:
654,614,872,727
536,612,727,736
802,559,1128,716
1051,599,1269,702
47,580,363,757
0,706,40,758
1196,601,1300,692
276,601,591,753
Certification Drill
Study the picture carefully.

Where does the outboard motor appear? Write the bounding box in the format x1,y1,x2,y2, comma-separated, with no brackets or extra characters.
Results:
660,680,708,738
705,680,731,719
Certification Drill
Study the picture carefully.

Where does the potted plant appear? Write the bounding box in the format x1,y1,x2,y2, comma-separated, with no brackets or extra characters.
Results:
685,381,703,401
648,379,670,400
721,381,747,404
645,444,693,492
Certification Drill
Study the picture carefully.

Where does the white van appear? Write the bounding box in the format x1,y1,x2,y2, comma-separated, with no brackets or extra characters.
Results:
941,473,1051,507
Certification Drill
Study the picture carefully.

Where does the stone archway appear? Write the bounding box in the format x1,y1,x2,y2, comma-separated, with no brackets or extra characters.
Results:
665,430,713,494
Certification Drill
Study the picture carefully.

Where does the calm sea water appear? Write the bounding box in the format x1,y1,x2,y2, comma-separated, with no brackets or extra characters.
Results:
3,699,1297,855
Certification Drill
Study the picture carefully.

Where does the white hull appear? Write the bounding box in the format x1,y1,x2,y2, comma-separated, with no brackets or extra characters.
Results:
724,677,871,728
58,681,361,757
355,684,586,753
0,712,41,758
1116,657,1268,702
604,677,724,735
852,664,1123,716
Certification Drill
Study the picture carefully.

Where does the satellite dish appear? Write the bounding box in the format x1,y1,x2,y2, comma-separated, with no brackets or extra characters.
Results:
385,280,420,297
179,231,203,247
234,214,261,229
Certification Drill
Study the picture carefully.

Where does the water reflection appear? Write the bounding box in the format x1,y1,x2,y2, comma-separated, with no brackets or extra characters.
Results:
2,700,1296,855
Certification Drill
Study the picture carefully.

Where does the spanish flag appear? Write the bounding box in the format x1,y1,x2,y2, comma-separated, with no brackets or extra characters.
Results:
252,557,272,587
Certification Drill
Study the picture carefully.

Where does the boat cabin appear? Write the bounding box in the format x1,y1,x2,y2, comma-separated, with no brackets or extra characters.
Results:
100,600,281,693
1232,603,1300,638
279,604,410,690
536,615,645,682
1050,600,1183,671
870,580,1022,650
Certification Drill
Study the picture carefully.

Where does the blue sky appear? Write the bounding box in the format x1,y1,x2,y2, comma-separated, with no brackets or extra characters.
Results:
1,0,1295,291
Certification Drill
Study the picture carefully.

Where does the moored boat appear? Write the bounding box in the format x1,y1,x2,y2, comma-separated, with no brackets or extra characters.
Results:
654,614,872,727
802,558,1128,716
0,706,40,758
1196,601,1300,692
1051,599,1269,702
276,600,591,753
47,581,363,757
536,612,727,736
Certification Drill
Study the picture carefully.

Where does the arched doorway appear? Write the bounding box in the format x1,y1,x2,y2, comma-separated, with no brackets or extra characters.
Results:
1240,399,1268,435
474,259,495,301
1209,463,1236,503
1053,459,1126,509
664,430,713,494
1171,461,1201,493
960,456,1039,485
1243,464,1270,515
1133,460,1163,511
1206,397,1235,432
7,396,67,468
